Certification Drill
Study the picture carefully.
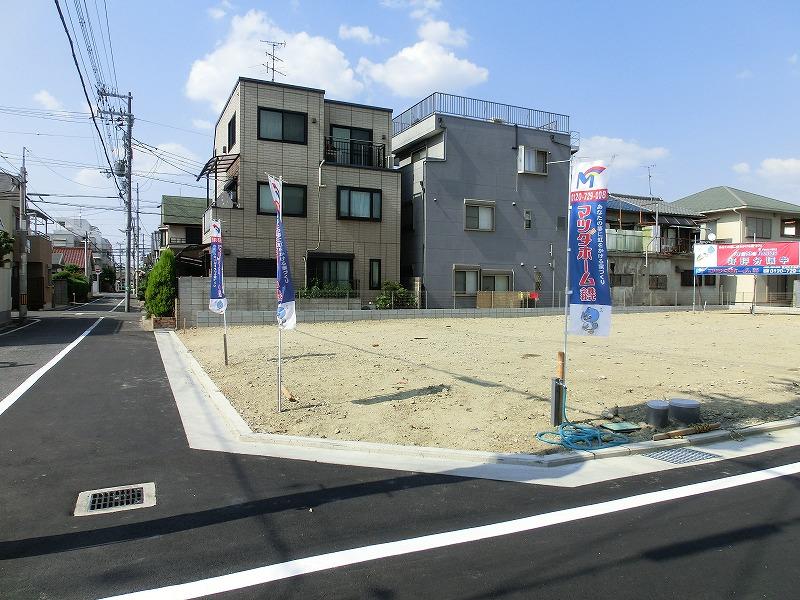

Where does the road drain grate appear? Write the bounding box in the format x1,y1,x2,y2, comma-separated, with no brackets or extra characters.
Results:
644,448,721,464
74,482,156,516
90,487,144,511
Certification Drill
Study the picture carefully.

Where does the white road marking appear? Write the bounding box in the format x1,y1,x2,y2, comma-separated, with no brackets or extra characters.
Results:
0,318,41,337
64,297,104,311
101,460,800,600
109,297,126,312
0,318,104,418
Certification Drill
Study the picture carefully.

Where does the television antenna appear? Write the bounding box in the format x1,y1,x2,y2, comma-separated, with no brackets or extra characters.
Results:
260,40,286,82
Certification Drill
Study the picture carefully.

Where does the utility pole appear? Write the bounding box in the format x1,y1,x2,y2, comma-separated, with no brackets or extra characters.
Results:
84,234,90,281
99,89,133,311
18,147,28,322
135,182,140,296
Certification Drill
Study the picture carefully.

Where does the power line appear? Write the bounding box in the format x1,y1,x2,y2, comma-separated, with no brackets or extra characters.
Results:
54,0,123,198
0,129,93,138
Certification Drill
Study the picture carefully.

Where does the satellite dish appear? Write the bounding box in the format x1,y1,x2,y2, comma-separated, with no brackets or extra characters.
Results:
707,233,717,242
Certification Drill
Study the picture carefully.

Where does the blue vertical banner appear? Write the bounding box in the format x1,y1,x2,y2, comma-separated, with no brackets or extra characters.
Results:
268,175,297,330
567,161,611,336
208,219,227,314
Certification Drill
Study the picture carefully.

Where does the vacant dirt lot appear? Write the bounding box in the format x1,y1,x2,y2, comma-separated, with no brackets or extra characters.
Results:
180,312,800,453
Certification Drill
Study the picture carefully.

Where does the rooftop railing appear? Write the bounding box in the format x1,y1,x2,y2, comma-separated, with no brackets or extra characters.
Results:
392,92,571,136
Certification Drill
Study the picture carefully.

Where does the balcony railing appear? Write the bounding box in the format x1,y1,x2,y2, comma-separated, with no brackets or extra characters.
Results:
392,92,571,136
324,137,386,168
607,230,645,253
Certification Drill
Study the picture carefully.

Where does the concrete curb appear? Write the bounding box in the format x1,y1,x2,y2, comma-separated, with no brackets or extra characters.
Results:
166,331,800,470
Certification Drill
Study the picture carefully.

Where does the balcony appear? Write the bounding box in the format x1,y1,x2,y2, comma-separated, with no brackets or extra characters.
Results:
392,92,571,136
324,137,386,168
607,230,645,253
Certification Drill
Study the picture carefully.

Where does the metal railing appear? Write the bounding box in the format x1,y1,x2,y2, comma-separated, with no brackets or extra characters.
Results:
392,92,571,136
324,137,386,168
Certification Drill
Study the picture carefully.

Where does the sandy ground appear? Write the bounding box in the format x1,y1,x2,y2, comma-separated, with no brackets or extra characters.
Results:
179,312,800,454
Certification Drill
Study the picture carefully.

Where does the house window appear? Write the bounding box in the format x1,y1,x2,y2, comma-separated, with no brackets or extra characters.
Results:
369,259,381,290
185,226,202,245
465,202,494,231
745,216,772,239
518,146,548,175
338,187,381,221
611,273,633,287
482,274,511,291
680,270,697,286
257,183,306,217
227,114,236,150
454,269,479,294
781,218,799,238
523,209,532,229
320,260,351,286
703,275,716,286
556,216,566,231
648,274,667,290
237,258,276,278
258,108,307,144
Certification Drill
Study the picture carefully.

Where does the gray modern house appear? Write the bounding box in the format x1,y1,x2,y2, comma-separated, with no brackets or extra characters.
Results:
391,93,578,308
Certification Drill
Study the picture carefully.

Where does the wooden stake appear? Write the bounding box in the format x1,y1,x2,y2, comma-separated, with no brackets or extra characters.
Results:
556,351,565,380
653,422,720,441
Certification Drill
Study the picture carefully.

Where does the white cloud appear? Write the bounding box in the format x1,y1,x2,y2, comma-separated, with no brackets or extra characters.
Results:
381,0,441,20
732,162,751,175
207,0,232,20
757,158,800,181
33,90,63,111
339,24,386,45
192,119,213,130
577,136,669,171
186,10,363,110
74,168,113,189
736,69,753,79
417,19,468,47
358,40,487,97
789,53,798,65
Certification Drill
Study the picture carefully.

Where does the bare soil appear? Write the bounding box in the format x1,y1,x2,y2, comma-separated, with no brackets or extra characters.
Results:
179,312,800,454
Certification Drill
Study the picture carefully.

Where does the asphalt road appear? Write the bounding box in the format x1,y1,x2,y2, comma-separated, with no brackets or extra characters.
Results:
1,299,799,599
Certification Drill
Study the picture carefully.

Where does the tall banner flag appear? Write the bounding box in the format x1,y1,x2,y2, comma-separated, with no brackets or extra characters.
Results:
567,161,612,336
268,175,297,330
208,219,227,314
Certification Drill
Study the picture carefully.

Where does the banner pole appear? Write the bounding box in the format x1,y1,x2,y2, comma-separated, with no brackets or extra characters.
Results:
222,311,228,366
277,327,282,412
561,157,573,394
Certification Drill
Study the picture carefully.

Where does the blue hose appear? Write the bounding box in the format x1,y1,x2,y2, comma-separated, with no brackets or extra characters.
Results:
536,387,628,451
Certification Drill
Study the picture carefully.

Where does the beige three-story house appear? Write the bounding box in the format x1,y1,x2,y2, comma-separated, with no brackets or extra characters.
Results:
199,78,400,302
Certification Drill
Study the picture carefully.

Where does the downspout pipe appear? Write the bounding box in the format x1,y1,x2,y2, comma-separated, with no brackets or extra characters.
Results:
303,159,325,286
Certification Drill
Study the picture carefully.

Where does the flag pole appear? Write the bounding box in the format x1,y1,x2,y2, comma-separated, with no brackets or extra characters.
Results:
561,157,573,397
223,311,228,365
277,175,283,413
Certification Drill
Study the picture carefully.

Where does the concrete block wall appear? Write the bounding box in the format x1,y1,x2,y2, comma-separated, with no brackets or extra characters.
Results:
178,276,278,327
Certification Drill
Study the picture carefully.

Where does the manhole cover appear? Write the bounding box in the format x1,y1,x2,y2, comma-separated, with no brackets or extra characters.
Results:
74,482,156,516
643,448,721,464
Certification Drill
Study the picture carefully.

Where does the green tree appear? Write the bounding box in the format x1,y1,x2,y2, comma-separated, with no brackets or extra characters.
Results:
53,264,90,302
0,230,13,264
145,249,176,317
99,265,116,292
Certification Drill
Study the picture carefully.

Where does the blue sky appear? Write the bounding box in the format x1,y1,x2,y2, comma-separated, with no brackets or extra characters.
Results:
1,0,799,248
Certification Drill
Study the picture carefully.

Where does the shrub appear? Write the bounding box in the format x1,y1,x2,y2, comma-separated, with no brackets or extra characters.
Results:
137,267,150,300
145,249,176,317
296,281,352,299
0,230,13,264
99,265,117,292
375,281,416,309
53,264,90,302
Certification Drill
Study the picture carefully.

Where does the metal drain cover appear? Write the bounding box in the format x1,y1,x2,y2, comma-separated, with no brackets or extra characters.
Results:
644,448,721,464
74,482,156,516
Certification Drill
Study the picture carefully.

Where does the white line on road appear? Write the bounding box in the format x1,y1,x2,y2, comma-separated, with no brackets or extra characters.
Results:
101,460,800,600
109,297,125,312
64,297,104,311
0,318,104,418
0,318,41,337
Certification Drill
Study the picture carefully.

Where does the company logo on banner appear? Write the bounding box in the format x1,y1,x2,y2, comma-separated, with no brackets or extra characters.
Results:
208,219,227,314
268,175,296,330
567,161,611,336
694,241,800,275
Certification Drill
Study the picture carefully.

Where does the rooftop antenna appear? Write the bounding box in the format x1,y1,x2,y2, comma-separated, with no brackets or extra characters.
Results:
260,40,286,82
